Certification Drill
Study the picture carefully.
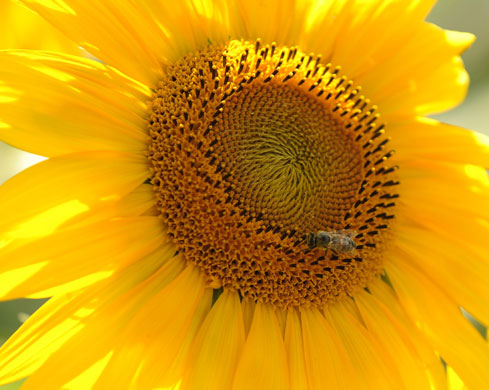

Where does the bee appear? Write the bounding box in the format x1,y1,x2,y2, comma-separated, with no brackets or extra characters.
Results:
305,229,357,254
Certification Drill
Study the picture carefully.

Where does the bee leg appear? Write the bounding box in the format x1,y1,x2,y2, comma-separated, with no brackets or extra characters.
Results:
293,235,306,247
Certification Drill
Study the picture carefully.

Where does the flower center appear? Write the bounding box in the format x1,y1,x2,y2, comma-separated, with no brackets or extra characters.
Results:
147,40,399,308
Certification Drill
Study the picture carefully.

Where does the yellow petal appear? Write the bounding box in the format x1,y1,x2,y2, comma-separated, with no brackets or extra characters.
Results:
0,290,86,385
24,256,186,389
358,25,472,117
447,366,467,390
3,247,185,388
135,0,232,60
20,0,472,121
232,302,290,390
355,289,432,389
386,260,489,389
9,183,159,300
232,0,311,46
183,290,245,390
396,162,489,299
301,307,360,389
240,297,256,336
0,0,79,53
20,0,203,85
326,302,404,389
63,352,114,390
64,182,157,229
0,216,167,300
284,308,308,390
152,288,212,390
0,50,149,157
380,56,469,117
369,279,448,390
301,0,471,117
0,151,148,251
95,265,210,389
392,117,489,167
398,161,489,222
392,222,489,327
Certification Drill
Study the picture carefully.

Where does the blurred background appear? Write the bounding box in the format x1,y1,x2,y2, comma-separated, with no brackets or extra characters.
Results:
0,0,488,388
429,0,489,133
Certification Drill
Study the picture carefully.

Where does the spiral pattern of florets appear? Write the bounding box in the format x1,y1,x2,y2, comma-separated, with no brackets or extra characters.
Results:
147,39,399,308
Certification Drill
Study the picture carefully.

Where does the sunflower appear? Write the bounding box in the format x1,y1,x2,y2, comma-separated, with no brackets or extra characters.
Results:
0,0,488,389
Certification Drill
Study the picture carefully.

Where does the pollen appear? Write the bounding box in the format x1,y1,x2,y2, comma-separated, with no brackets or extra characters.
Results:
147,39,399,308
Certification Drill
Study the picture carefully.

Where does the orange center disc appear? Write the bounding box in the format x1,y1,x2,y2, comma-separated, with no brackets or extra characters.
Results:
147,40,399,308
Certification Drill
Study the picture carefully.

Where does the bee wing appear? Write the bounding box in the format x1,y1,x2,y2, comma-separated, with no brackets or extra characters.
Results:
335,229,358,238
